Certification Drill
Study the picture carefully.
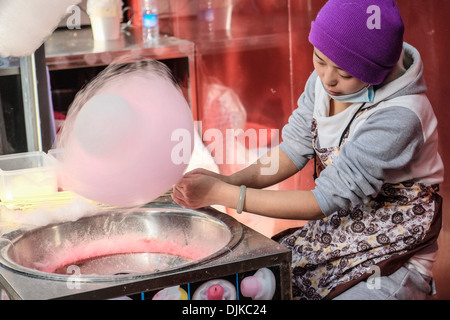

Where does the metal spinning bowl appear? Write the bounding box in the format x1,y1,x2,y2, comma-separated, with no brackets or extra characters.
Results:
0,205,243,282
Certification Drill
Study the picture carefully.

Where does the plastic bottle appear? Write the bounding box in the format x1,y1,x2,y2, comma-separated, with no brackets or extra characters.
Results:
198,0,215,35
141,0,159,44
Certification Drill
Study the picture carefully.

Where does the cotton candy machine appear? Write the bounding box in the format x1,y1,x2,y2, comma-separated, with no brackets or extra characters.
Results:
0,200,292,300
0,205,241,280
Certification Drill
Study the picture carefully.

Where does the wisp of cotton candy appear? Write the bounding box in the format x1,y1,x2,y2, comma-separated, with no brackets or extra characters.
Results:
0,0,81,57
55,57,194,207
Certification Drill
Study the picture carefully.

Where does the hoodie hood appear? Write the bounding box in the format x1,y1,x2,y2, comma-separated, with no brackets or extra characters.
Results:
371,42,427,105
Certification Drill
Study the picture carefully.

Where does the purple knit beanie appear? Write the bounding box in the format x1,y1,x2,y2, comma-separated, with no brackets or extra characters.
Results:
309,0,404,85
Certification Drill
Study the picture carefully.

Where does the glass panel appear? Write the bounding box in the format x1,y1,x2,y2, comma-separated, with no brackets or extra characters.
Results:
0,45,54,155
140,0,313,235
164,0,293,176
0,57,28,154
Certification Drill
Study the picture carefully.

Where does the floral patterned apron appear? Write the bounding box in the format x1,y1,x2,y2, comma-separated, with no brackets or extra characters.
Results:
275,107,442,300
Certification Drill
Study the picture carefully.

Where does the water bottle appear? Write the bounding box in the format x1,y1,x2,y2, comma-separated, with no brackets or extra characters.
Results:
141,0,159,44
198,0,215,35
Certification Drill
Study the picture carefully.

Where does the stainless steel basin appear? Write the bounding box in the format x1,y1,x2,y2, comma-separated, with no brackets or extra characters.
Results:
0,205,243,282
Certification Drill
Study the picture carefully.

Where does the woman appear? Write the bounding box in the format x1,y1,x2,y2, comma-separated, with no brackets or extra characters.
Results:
172,0,444,300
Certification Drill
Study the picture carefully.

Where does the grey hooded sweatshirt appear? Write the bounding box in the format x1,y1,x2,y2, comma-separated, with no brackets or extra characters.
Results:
280,42,444,216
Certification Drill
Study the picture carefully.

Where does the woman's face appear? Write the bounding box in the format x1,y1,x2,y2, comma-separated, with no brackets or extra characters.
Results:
313,48,368,96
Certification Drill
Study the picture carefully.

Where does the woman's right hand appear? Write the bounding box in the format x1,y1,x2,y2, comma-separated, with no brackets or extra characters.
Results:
171,169,229,209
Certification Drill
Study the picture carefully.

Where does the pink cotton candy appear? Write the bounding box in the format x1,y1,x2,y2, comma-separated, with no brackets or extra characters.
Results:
34,236,207,274
56,59,194,207
206,284,225,300
240,277,261,298
240,268,276,300
192,279,237,300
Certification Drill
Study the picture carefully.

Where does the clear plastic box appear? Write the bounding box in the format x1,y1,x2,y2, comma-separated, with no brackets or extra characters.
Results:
0,151,58,202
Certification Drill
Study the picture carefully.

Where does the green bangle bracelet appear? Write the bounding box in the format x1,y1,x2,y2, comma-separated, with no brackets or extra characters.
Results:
236,185,247,214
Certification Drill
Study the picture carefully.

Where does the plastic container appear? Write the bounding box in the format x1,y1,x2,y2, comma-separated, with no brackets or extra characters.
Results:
0,152,58,202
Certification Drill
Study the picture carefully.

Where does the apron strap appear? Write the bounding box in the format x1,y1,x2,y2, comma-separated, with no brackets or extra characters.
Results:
312,102,366,180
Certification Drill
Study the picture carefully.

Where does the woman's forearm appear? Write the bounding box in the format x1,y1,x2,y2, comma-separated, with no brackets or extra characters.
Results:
215,182,325,221
173,147,321,220
225,147,300,189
